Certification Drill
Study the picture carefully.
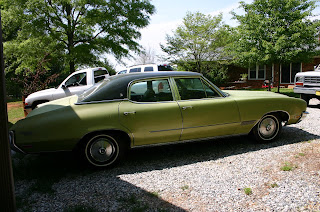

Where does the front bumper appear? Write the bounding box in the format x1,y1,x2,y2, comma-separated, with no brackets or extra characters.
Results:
293,86,320,95
297,111,309,123
8,131,25,154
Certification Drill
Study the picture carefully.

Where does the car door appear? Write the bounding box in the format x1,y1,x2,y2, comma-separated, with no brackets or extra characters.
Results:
119,78,182,146
174,77,241,141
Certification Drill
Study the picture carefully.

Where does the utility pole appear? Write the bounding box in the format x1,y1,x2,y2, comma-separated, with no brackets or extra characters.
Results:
0,11,16,211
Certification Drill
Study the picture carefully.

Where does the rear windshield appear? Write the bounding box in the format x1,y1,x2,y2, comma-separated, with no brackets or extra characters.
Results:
78,76,127,102
158,65,173,71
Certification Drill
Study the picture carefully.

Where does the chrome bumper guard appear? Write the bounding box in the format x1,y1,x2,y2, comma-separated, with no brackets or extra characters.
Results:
8,131,25,154
297,111,309,123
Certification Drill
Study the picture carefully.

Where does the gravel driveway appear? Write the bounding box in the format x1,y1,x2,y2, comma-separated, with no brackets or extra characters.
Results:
14,99,320,212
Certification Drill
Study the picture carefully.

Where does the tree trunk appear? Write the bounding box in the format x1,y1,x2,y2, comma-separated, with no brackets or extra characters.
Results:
0,11,16,212
66,3,75,73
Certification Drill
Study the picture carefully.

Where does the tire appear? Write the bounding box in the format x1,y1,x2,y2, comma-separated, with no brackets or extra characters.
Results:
253,114,282,143
83,134,126,168
300,94,310,106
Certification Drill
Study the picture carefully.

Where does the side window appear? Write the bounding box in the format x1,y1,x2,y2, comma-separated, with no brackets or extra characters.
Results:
94,70,108,83
65,72,87,87
174,78,219,100
129,68,141,73
130,79,173,102
144,66,154,72
118,70,127,74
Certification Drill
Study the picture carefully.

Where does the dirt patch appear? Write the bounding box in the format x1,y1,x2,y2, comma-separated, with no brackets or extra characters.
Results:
7,102,23,110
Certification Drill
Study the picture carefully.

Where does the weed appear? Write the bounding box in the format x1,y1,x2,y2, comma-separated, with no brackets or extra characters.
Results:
270,183,279,188
298,153,306,156
180,185,189,191
148,191,160,198
280,162,296,171
244,187,252,195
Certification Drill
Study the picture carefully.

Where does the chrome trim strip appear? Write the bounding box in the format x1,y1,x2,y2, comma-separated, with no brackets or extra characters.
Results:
297,111,309,123
75,99,127,105
241,120,257,125
149,122,239,133
9,131,26,154
132,133,248,148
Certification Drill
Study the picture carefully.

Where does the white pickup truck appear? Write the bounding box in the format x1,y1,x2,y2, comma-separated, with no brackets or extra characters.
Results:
24,67,109,112
293,65,320,105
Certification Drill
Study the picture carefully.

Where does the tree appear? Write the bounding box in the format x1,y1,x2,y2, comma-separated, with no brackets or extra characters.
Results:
161,12,233,84
2,0,155,74
135,45,156,64
230,0,320,91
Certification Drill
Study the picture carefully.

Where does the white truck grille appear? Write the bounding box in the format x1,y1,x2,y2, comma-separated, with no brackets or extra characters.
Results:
304,76,320,84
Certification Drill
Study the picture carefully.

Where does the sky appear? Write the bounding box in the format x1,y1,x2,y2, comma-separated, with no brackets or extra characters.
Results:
114,0,320,71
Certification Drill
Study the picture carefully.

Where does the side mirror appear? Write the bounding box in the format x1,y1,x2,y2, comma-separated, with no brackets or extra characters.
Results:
61,84,67,89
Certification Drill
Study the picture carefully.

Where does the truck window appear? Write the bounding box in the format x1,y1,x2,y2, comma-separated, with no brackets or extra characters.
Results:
144,66,154,72
129,68,141,73
94,70,108,83
65,72,87,87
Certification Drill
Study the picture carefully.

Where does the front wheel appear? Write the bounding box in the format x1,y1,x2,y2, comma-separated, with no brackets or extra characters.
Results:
83,134,125,168
253,115,282,143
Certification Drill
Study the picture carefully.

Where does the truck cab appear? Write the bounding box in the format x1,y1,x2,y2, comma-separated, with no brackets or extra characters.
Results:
24,67,109,113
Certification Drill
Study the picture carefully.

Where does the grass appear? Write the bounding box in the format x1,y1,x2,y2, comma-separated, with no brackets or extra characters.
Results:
248,88,300,98
244,187,252,195
7,100,25,125
270,183,279,188
180,185,189,191
280,162,296,171
148,191,160,198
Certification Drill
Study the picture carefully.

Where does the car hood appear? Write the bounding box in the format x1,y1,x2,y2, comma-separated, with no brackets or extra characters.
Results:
25,88,56,101
295,71,320,77
27,95,78,118
223,90,289,100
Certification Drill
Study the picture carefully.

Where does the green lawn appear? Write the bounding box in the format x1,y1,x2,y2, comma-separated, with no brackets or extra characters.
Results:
7,101,25,126
248,88,300,98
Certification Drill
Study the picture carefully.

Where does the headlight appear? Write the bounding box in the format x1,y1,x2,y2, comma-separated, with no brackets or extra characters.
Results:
295,76,304,86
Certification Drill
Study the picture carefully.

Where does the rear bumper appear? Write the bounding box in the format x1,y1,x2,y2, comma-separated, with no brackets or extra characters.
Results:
8,131,25,154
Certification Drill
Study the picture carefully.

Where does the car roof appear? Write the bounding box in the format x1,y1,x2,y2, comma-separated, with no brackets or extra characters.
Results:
80,71,202,103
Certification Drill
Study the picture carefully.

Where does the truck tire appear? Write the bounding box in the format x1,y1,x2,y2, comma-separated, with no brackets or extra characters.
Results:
300,94,310,106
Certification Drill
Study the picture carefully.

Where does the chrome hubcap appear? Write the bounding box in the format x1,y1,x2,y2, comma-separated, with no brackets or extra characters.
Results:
259,117,277,138
90,138,115,162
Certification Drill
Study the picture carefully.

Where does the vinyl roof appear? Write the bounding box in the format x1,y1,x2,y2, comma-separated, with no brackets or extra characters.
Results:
79,71,202,103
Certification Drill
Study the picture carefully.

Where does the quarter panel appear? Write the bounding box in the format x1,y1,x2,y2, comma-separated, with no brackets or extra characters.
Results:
12,101,126,153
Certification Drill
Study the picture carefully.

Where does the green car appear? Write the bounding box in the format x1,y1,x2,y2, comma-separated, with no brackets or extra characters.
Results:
9,71,308,167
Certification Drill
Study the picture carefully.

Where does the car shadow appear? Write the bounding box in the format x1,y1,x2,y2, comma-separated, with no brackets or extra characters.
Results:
12,126,319,211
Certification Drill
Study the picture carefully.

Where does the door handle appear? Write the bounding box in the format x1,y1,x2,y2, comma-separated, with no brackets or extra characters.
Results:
182,106,193,110
123,111,136,116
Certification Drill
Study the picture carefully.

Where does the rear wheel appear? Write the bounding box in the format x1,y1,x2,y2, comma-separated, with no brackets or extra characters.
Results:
253,115,282,143
83,134,126,167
